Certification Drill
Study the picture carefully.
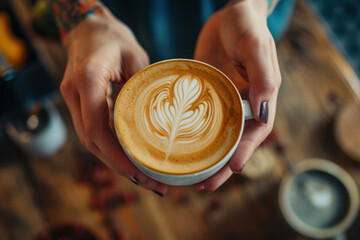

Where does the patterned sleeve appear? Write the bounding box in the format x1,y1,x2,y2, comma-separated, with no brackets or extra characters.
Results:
48,0,104,41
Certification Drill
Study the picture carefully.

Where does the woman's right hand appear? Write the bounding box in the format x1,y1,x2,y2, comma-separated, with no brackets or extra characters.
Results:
60,9,167,195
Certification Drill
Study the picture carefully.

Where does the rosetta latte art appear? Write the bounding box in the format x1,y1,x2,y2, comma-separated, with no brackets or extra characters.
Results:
136,74,223,160
116,60,244,174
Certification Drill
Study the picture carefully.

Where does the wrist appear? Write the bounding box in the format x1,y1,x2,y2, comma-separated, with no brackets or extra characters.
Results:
227,0,274,16
63,13,109,51
249,0,269,17
49,0,107,42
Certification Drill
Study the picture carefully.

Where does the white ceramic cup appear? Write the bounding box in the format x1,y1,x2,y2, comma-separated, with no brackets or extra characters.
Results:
114,59,253,185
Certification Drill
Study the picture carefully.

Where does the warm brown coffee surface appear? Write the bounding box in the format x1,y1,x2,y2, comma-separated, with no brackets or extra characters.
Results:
115,60,242,174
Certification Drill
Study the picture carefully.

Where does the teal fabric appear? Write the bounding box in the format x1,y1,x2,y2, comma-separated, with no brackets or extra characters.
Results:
102,0,294,61
268,0,296,42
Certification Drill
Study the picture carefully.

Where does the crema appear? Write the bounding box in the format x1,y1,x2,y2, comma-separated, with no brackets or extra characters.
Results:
115,60,243,174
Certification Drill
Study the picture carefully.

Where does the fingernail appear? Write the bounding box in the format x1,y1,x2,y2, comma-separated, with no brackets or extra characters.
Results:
259,101,268,124
234,164,245,174
152,190,164,197
128,177,138,185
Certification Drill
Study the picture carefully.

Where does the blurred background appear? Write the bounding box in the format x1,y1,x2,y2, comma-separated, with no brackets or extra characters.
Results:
0,0,360,239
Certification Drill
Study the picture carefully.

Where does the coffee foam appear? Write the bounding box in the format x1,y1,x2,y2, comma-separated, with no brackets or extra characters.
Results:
115,60,242,174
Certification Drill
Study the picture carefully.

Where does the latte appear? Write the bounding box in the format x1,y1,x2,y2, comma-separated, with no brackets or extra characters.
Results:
114,59,243,174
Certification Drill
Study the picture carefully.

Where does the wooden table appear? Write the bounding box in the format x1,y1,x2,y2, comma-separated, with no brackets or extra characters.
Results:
1,0,360,239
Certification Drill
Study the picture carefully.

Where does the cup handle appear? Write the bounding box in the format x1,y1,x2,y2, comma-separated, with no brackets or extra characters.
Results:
243,100,254,120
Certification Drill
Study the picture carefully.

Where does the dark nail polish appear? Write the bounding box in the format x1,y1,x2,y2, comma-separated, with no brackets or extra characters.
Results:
152,190,164,197
259,101,269,124
128,177,138,185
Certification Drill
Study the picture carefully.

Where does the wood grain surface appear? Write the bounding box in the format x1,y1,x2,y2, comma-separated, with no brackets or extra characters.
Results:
1,0,360,239
335,102,360,162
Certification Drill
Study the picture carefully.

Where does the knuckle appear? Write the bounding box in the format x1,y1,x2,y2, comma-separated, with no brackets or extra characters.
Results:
73,62,87,80
250,36,263,50
237,33,268,59
205,182,218,193
128,48,149,66
276,73,282,86
258,81,277,96
230,160,243,173
243,33,263,51
73,60,104,82
72,61,111,91
74,62,94,83
82,137,96,153
60,80,71,97
267,81,277,93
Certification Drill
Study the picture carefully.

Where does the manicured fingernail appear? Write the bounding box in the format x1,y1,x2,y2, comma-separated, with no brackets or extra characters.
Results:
128,177,138,185
152,190,164,197
234,164,245,174
259,101,268,124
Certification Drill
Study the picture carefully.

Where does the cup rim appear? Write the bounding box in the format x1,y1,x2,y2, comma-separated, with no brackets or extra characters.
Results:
114,58,245,176
279,158,359,238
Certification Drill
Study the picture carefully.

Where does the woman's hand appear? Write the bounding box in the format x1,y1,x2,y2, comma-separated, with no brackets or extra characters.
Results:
194,0,281,192
60,9,167,195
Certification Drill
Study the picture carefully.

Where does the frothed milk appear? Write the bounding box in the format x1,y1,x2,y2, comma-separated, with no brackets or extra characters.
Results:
115,60,243,174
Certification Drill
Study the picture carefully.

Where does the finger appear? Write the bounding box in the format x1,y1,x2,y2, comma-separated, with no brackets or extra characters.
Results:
237,36,280,124
228,122,260,173
132,172,167,193
62,80,114,164
77,72,124,171
60,78,88,144
83,135,166,193
270,38,281,88
77,72,167,193
65,92,86,143
106,83,116,134
193,183,205,191
63,90,160,192
121,48,149,81
228,117,273,173
62,86,114,172
194,164,233,193
78,80,137,173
